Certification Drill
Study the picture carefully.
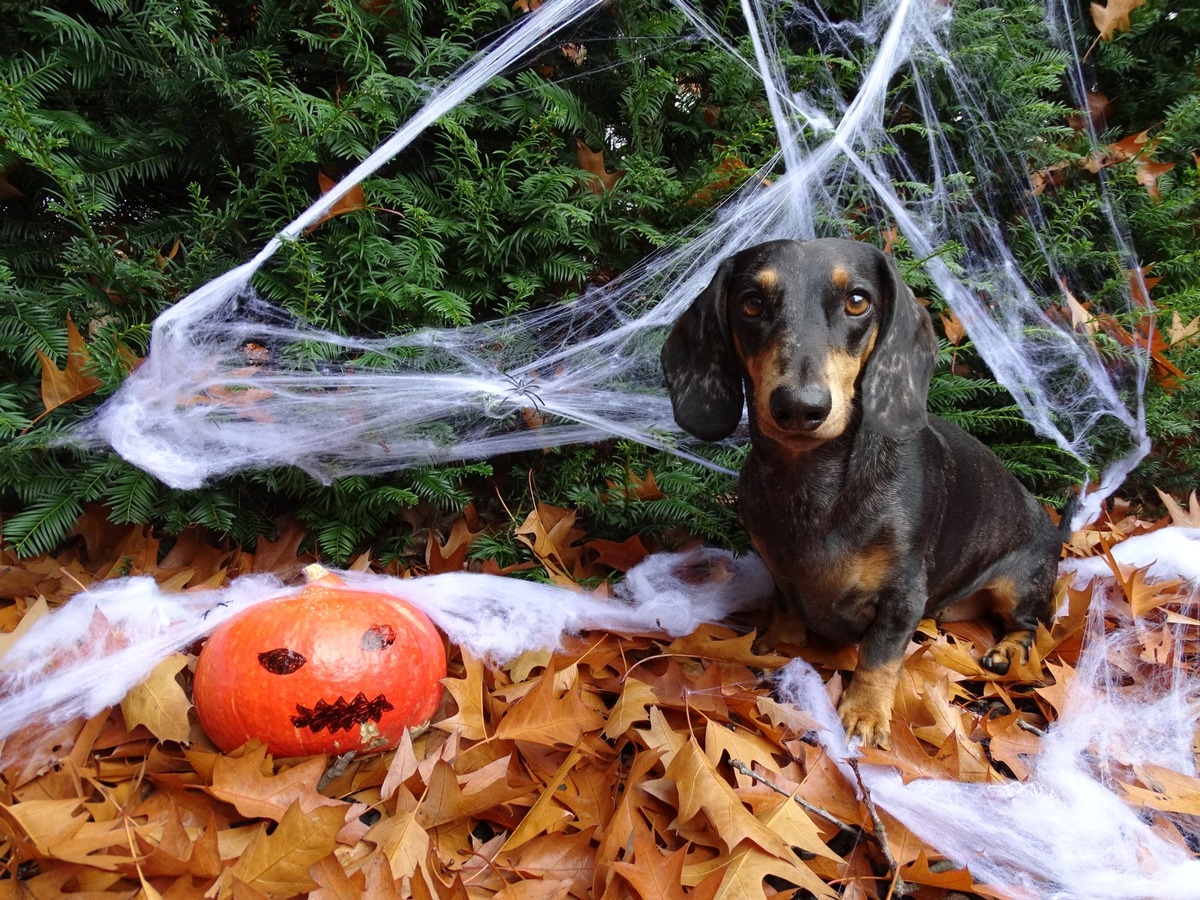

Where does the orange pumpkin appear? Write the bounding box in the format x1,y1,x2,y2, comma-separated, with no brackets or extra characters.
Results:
193,567,445,757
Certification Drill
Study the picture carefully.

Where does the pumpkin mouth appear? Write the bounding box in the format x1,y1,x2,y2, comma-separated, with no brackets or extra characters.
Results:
291,692,395,734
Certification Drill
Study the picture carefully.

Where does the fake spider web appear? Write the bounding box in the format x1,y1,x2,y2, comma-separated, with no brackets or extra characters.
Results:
77,0,1150,528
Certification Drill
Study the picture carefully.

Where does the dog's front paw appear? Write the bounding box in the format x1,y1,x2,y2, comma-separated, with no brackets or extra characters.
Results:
838,700,892,749
837,664,901,750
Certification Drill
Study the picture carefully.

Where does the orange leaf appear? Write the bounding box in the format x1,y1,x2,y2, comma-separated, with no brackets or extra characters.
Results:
37,315,101,414
494,663,605,747
308,172,368,231
1090,0,1147,40
208,743,347,822
585,534,652,572
576,139,623,194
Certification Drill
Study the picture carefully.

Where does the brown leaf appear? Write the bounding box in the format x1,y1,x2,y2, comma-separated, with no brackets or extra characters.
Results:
436,651,489,741
119,653,192,744
515,503,589,583
1168,311,1200,346
1090,0,1147,39
667,736,794,860
939,310,967,346
576,139,623,193
611,816,689,900
308,172,368,231
494,663,605,747
365,804,429,880
36,315,101,415
208,744,347,823
1156,489,1200,528
585,535,652,573
221,801,344,897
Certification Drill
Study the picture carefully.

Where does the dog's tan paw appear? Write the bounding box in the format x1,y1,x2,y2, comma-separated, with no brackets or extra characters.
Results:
837,663,901,749
838,701,893,749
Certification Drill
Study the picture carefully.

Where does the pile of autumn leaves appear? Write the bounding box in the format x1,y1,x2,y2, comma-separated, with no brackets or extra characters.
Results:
0,495,1198,900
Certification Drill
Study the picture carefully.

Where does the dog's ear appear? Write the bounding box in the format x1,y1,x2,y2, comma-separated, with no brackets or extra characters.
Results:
861,254,937,440
661,257,744,441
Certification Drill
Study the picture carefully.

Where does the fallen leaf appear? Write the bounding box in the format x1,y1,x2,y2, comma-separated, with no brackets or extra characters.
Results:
307,172,368,231
120,653,193,744
36,315,101,415
1090,0,1147,40
576,139,623,193
208,744,347,822
221,801,344,897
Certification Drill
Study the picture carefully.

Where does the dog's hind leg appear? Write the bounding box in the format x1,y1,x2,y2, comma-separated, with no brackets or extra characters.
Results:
978,560,1057,675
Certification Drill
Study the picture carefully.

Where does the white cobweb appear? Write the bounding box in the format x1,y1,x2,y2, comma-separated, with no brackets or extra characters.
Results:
74,0,1150,527
4,0,1194,894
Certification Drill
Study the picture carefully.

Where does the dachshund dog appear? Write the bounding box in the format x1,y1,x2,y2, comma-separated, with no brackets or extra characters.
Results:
661,238,1065,748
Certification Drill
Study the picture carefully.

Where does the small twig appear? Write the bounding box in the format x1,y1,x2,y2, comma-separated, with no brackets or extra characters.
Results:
317,751,357,791
729,758,859,838
848,758,912,899
1016,719,1047,737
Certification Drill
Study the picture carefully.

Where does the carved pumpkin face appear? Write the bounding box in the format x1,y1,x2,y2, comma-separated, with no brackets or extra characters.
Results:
193,571,446,757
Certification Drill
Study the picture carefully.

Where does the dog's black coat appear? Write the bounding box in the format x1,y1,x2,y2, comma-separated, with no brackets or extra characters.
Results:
661,238,1064,746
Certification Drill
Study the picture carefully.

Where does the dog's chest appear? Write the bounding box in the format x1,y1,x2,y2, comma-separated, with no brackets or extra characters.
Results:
739,451,896,642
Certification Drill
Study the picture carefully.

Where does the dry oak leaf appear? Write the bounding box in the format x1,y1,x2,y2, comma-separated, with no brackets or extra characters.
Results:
36,315,101,416
1156,488,1200,528
437,651,489,741
576,139,624,193
682,792,838,898
1090,0,1147,40
494,662,605,747
416,758,531,830
504,828,597,896
120,652,192,744
501,745,585,851
365,804,429,880
307,171,368,232
0,797,140,870
610,816,690,900
1168,311,1200,347
1122,763,1200,816
515,503,590,583
220,800,345,898
666,736,795,861
603,675,658,739
131,806,223,879
208,744,347,823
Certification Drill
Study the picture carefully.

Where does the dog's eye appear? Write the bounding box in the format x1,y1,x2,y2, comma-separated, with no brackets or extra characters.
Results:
844,292,872,317
740,294,764,318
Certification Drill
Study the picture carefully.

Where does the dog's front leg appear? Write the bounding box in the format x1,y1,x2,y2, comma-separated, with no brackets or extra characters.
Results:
837,578,925,749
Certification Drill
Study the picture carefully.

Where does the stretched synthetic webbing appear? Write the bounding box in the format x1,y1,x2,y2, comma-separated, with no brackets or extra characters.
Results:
78,0,1149,529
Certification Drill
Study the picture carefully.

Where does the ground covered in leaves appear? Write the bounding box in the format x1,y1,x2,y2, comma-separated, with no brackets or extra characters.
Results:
1,495,1198,899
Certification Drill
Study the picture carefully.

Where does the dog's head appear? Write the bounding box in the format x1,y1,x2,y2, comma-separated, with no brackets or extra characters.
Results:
661,238,937,447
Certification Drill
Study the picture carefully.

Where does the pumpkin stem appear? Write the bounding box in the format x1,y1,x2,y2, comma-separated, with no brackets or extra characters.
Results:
303,563,331,582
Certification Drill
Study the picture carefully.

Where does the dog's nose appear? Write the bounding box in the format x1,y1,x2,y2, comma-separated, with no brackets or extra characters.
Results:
769,384,831,432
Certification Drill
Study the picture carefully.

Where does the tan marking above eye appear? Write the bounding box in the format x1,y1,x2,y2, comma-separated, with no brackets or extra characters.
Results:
755,268,778,291
830,266,852,290
844,292,871,316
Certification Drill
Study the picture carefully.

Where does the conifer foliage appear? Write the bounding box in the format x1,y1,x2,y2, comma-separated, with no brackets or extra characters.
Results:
0,0,1197,563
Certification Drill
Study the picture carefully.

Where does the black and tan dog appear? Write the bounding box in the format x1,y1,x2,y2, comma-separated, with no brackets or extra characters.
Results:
661,238,1065,748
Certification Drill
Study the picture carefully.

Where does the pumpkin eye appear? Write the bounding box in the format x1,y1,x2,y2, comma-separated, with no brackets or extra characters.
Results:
844,292,872,317
362,624,396,651
740,293,764,318
259,648,307,675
